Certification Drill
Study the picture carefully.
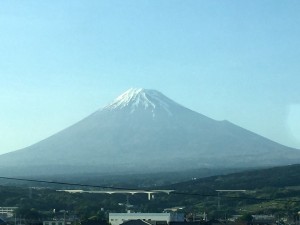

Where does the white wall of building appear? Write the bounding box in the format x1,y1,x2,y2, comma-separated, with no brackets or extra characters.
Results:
109,213,184,225
0,207,18,218
43,221,65,225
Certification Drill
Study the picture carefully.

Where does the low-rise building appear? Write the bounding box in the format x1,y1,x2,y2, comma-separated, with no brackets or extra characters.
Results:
43,221,74,225
0,207,18,218
109,213,184,225
43,221,65,225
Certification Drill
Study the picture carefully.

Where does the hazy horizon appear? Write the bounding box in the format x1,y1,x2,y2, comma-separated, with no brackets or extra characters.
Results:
1,1,300,154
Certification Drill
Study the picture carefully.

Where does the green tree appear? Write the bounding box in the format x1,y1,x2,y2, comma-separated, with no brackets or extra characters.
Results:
237,213,253,223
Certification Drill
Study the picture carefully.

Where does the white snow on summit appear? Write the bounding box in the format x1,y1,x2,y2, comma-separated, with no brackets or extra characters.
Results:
103,88,180,116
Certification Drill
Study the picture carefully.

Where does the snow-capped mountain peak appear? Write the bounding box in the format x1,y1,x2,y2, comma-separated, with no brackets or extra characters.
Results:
103,88,180,116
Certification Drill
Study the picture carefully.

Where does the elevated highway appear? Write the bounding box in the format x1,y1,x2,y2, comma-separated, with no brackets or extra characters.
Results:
57,189,174,200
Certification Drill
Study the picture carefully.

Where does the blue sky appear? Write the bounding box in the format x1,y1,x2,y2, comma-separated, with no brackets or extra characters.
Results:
0,0,300,154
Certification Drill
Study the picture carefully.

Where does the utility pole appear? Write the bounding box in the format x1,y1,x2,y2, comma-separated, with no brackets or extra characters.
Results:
217,191,220,211
126,195,130,213
64,210,66,225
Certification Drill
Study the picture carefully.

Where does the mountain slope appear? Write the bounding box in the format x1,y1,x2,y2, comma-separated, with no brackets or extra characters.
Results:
0,88,299,175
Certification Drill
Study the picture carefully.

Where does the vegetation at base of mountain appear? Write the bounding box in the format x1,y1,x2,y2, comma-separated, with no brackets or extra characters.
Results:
165,164,300,191
0,164,300,222
0,167,248,189
236,213,253,222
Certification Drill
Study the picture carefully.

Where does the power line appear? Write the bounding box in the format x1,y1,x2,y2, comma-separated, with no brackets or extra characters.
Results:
0,176,299,203
0,176,129,190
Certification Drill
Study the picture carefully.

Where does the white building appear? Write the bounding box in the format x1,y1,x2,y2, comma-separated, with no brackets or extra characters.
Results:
43,221,65,225
0,207,18,218
109,213,184,225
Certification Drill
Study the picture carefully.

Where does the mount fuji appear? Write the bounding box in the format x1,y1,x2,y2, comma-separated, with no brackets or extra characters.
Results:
0,88,300,176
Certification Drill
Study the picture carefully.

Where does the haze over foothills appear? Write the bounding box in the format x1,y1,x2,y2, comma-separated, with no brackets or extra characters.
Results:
0,1,300,155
